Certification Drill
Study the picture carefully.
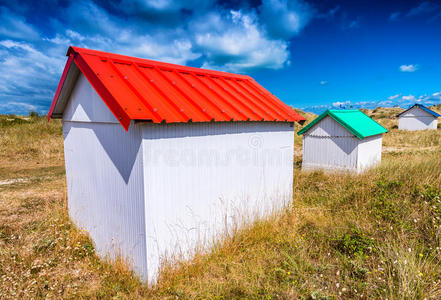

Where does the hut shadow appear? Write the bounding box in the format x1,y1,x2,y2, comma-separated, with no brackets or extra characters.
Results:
63,98,142,185
331,137,358,155
313,122,358,156
417,117,435,126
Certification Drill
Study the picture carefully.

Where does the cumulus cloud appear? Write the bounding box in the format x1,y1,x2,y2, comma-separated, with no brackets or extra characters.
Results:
193,10,289,71
399,64,418,72
0,0,316,114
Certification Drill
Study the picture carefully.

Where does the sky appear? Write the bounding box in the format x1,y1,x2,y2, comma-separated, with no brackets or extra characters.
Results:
0,0,440,115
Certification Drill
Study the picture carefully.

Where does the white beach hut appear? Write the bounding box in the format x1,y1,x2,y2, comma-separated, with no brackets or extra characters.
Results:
298,110,388,173
397,104,440,131
48,46,305,282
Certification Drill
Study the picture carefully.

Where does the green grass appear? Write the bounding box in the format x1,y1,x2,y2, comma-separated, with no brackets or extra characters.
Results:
0,111,440,299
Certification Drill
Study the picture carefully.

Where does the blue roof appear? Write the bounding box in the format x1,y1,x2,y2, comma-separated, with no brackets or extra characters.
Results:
398,104,441,118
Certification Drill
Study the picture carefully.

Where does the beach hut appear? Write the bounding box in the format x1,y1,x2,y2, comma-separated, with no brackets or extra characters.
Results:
48,46,305,282
397,104,440,131
298,110,387,173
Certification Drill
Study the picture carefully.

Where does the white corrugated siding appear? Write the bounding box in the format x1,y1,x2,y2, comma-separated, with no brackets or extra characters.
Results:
356,134,382,172
141,122,294,281
398,106,437,130
62,71,295,283
63,73,148,280
302,116,359,172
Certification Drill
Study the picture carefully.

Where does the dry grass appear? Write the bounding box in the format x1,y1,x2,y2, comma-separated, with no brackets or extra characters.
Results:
0,109,440,299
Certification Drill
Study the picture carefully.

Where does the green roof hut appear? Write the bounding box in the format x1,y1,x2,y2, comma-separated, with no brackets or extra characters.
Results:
298,110,388,173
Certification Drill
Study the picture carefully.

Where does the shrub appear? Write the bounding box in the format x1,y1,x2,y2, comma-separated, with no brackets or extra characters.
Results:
332,228,376,257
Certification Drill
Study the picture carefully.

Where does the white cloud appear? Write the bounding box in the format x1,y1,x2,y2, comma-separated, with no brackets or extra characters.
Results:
259,0,313,39
118,0,215,15
378,100,393,106
388,94,400,100
0,7,39,40
193,10,290,72
320,80,328,85
401,95,416,101
0,101,38,114
0,40,66,113
332,100,350,108
399,64,418,72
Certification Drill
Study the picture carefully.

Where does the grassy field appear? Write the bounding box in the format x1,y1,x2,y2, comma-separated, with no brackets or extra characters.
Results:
0,107,440,299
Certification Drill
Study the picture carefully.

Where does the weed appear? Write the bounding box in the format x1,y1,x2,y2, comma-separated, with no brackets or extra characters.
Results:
33,238,54,253
331,227,376,258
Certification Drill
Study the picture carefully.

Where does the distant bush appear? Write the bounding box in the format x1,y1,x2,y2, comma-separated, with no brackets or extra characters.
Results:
29,111,40,118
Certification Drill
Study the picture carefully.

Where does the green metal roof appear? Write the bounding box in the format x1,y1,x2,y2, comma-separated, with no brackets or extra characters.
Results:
297,109,388,140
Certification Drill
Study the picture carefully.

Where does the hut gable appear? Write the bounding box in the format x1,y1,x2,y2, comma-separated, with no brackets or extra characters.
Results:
302,115,354,137
397,104,439,131
63,73,119,124
400,106,433,118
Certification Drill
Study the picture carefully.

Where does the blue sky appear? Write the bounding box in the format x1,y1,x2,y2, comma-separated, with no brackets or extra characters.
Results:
0,0,440,115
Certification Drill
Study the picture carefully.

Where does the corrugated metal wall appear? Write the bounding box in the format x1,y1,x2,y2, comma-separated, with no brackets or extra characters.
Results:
302,116,359,172
357,134,382,172
141,121,294,281
398,106,437,130
63,73,148,280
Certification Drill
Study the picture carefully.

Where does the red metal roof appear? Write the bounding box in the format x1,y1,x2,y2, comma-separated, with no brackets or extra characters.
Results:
49,46,305,130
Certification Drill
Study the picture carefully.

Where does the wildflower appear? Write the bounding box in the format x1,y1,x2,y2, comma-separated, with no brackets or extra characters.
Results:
419,272,423,277
419,253,423,257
